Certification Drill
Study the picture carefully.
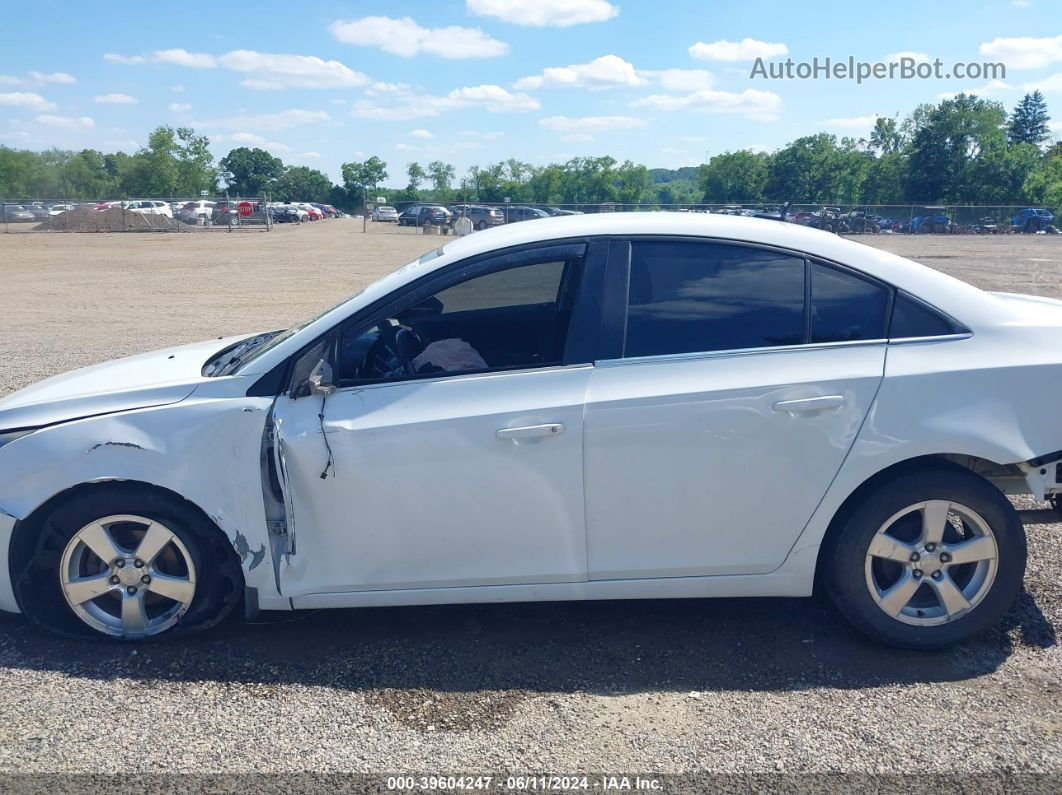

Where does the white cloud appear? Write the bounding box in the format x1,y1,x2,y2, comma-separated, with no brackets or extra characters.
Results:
0,75,21,86
214,132,291,152
467,0,618,27
171,84,186,92
197,108,330,131
885,51,931,64
153,49,218,69
539,115,648,134
351,84,539,120
823,115,879,133
642,68,715,92
689,38,788,62
299,151,321,158
560,133,595,142
329,16,508,59
409,128,435,138
681,135,709,142
169,102,192,112
366,82,413,96
936,79,1014,99
515,55,644,90
29,71,76,85
0,92,57,111
103,53,146,65
94,93,137,104
631,88,782,121
35,114,95,129
979,35,1062,69
1022,72,1062,92
216,50,369,89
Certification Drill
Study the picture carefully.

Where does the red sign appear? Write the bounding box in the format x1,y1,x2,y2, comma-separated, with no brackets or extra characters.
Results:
237,201,253,218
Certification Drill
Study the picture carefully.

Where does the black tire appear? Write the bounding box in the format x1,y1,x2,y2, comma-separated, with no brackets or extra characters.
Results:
14,484,243,640
823,467,1026,650
475,221,487,231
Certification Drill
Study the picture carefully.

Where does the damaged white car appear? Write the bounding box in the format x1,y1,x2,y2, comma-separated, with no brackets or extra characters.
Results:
1,213,1058,648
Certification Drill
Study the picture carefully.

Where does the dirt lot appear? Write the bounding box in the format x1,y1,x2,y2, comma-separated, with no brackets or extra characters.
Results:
0,221,1059,780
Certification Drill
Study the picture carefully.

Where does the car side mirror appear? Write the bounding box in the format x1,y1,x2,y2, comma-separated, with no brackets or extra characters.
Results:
307,359,336,397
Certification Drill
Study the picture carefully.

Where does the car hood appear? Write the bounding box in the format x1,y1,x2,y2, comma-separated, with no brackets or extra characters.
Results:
0,335,248,431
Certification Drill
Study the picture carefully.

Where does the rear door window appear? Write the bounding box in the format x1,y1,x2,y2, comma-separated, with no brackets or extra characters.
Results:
810,261,891,343
623,241,806,358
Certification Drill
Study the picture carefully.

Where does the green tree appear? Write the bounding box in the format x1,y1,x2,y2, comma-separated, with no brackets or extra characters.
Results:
868,116,903,154
863,151,907,204
1022,147,1062,206
1008,91,1051,146
173,127,217,196
615,161,650,204
766,133,869,203
219,147,285,196
405,161,426,194
340,155,388,206
275,166,334,202
904,94,1007,202
960,141,1042,203
699,150,769,202
427,160,456,196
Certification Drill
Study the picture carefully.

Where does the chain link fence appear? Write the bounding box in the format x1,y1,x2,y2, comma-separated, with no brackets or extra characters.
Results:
4,199,1058,236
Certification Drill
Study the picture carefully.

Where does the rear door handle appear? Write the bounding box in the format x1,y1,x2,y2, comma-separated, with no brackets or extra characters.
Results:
496,423,565,440
773,395,845,413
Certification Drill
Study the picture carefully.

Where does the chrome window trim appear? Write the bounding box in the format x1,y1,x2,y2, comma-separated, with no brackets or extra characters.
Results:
596,338,889,368
886,332,973,346
595,330,973,368
329,362,595,396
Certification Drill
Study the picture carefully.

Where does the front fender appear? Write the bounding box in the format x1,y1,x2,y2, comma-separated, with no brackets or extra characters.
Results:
0,394,281,603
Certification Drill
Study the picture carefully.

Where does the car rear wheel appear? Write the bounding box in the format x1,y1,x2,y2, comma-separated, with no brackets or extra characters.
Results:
824,467,1025,649
15,485,243,640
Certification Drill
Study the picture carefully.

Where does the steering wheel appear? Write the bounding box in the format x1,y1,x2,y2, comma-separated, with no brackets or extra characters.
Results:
376,322,423,375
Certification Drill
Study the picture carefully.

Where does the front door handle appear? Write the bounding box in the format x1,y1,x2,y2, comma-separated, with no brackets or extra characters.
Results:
496,423,565,440
773,395,845,413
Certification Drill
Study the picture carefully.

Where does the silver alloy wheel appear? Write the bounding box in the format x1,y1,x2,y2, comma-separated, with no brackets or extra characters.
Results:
59,514,197,638
864,500,998,627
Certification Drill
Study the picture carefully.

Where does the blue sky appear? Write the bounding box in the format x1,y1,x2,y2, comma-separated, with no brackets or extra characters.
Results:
1,0,1060,186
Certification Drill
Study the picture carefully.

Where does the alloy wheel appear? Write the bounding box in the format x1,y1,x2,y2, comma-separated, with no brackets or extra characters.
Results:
59,514,197,638
864,500,998,626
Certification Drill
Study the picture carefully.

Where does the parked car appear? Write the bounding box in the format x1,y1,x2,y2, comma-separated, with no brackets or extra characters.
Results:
22,205,51,221
272,206,304,224
906,214,952,234
540,207,583,217
973,217,1001,235
297,203,323,221
1,204,35,222
125,200,173,218
450,205,504,230
178,200,216,225
372,205,399,222
400,205,451,227
1,212,1053,649
503,206,549,223
46,203,78,216
1011,208,1055,233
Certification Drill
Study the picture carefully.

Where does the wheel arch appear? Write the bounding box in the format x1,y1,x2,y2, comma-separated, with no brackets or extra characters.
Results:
811,453,1017,584
8,479,240,612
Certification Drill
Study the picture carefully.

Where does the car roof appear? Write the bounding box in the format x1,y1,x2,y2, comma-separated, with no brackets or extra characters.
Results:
238,212,1002,376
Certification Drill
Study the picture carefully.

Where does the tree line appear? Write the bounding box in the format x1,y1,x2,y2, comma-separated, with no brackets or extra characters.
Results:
1,91,1059,209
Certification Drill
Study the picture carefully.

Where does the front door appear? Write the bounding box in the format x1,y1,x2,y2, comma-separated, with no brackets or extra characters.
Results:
273,246,596,596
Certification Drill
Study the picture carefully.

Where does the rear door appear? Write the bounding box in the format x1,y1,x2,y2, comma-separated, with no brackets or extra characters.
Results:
583,238,889,579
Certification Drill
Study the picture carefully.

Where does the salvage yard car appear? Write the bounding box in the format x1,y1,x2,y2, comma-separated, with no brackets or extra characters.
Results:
1,213,1058,647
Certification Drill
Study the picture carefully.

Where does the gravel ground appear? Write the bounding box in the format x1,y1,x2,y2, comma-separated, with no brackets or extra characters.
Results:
0,221,1059,781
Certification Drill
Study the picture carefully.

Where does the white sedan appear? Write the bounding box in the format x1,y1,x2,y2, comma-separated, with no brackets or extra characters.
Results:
0,214,1054,647
372,205,400,222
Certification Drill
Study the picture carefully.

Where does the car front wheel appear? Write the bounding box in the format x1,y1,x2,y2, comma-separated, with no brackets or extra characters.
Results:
15,485,243,640
824,467,1026,649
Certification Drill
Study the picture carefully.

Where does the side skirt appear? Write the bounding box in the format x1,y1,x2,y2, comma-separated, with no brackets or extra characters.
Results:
289,546,818,610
